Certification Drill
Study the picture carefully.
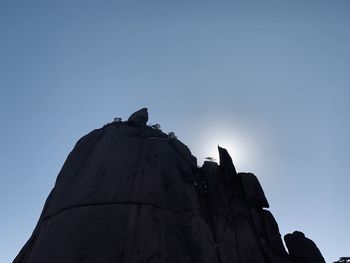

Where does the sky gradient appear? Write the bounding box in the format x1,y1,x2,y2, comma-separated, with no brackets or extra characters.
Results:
1,1,349,262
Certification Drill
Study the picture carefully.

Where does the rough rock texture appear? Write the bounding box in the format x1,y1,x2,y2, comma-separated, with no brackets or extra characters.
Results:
14,109,325,263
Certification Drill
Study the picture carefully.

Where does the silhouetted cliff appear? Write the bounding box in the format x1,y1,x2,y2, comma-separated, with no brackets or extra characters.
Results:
14,108,325,263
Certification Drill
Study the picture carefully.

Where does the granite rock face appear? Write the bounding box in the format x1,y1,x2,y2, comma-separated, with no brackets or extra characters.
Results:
284,231,326,263
14,109,325,263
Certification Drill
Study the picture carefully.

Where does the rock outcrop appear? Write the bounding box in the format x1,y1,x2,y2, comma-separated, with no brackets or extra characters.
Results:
14,109,325,263
284,231,326,263
127,107,148,126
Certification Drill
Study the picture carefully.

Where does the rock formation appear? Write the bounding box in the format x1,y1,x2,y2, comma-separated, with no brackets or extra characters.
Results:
126,107,148,126
284,231,326,263
14,108,325,263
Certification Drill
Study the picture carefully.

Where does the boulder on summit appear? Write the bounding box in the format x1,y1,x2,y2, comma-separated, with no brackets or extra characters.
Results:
127,107,148,126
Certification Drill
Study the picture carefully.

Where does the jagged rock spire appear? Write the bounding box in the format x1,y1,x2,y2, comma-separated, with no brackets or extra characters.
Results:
218,146,237,177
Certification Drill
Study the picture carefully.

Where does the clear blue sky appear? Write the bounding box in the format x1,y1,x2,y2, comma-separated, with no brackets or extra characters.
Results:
1,1,349,262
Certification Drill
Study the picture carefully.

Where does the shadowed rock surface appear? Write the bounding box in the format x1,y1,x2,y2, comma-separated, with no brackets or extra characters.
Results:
14,109,325,263
284,231,326,263
127,107,148,126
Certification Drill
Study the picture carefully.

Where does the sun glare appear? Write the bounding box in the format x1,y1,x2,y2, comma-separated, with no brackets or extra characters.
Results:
197,128,255,171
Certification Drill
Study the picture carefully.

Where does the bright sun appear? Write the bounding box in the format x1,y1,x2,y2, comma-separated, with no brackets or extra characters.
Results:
197,127,255,171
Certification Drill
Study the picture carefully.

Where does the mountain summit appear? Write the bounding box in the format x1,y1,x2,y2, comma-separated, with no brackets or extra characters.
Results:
14,108,325,263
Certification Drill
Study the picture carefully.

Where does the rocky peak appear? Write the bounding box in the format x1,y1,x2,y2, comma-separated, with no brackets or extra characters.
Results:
14,109,325,263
